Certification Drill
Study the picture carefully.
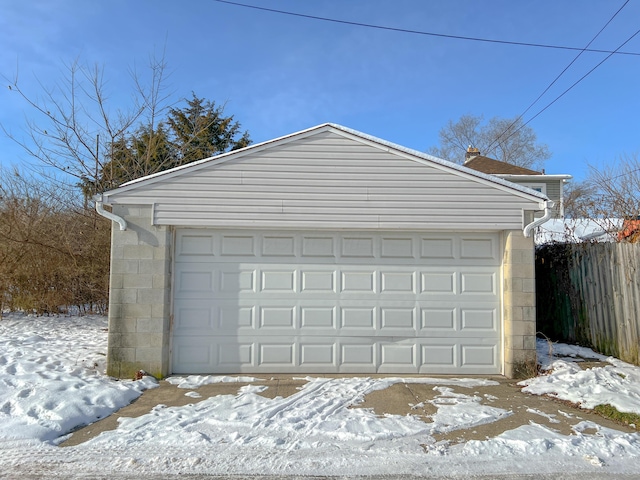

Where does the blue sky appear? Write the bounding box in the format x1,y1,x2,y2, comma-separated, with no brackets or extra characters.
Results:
1,0,639,182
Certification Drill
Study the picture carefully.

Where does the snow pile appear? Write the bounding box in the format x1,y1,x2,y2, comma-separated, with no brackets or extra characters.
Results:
521,339,640,413
459,421,640,466
166,374,262,389
0,313,156,443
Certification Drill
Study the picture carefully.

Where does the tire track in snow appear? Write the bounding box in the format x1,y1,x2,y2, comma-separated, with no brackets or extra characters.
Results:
249,377,377,433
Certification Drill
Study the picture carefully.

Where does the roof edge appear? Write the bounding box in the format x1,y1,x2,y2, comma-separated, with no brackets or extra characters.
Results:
494,174,573,180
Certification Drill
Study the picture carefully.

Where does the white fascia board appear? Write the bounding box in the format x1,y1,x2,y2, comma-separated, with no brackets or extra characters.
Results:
495,174,573,181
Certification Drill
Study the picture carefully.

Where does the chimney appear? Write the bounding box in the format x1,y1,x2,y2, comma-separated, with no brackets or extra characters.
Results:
465,146,480,163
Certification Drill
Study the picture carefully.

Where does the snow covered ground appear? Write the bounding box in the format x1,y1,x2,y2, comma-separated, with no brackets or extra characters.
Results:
1,313,640,478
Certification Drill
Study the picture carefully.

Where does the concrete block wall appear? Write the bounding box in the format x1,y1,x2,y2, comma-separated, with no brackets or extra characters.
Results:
106,205,172,379
502,229,537,378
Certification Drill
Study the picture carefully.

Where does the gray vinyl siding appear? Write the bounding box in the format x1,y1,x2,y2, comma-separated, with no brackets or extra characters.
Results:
104,131,541,231
511,179,563,218
545,181,561,204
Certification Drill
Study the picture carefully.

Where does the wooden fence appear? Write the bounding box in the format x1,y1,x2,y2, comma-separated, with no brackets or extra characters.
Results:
536,242,640,366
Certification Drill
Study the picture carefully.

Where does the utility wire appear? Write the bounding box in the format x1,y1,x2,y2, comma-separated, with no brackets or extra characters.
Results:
484,0,630,155
489,25,640,155
212,0,640,57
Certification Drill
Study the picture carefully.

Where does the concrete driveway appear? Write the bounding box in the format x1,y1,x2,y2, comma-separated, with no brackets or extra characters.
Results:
61,370,634,448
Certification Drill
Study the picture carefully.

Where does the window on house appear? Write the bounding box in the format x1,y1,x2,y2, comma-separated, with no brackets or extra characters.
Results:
522,183,546,195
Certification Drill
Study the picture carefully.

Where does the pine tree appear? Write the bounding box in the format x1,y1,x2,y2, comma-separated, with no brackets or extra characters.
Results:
167,93,251,163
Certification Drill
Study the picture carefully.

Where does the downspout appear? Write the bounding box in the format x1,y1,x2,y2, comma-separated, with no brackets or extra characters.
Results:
523,200,554,238
95,196,127,231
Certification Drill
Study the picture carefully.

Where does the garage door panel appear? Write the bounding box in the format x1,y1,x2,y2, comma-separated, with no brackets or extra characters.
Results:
259,343,295,367
177,233,216,257
172,337,216,373
174,268,216,298
461,272,497,295
259,306,296,328
380,307,416,333
300,343,336,368
218,342,253,368
422,344,456,368
220,234,255,256
381,271,416,293
379,343,417,373
341,271,376,293
421,237,455,259
261,270,296,292
421,308,457,331
340,340,376,372
220,270,256,293
340,307,376,333
301,306,336,329
421,272,456,294
193,302,497,337
460,237,499,260
342,237,375,257
419,339,500,374
172,335,502,374
219,305,255,329
301,271,336,292
462,344,498,368
172,229,502,374
262,235,296,257
461,308,498,331
381,237,414,258
301,236,335,257
173,305,215,331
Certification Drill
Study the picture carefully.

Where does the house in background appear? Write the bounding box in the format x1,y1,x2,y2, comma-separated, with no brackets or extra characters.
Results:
463,147,572,218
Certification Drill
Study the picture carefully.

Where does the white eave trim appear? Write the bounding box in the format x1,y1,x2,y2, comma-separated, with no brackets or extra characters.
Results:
494,174,573,181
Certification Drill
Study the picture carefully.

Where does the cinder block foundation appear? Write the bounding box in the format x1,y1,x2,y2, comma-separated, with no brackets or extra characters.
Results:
106,205,171,379
502,230,537,378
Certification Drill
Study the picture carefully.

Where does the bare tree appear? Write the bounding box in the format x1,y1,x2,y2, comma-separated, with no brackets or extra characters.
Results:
562,180,595,219
428,114,551,170
3,54,171,198
0,166,111,314
584,154,640,239
1,55,251,315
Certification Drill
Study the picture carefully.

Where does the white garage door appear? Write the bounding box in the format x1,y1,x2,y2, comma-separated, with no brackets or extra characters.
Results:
172,230,502,375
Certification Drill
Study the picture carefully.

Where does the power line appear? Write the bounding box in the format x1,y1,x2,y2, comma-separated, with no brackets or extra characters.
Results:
484,0,631,155
212,0,640,57
492,25,640,152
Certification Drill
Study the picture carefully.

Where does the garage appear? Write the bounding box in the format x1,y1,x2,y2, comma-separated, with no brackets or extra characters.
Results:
98,123,548,379
172,229,502,374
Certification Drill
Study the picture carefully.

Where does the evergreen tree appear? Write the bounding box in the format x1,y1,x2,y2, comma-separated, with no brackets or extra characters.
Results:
91,93,251,192
167,93,251,163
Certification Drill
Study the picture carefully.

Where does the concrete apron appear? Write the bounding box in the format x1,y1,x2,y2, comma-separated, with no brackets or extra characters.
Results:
61,372,635,448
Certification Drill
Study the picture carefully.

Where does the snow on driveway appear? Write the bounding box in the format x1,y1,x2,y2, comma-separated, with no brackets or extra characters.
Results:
1,313,640,478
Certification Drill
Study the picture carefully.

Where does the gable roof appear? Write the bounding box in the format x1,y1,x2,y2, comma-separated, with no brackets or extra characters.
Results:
102,123,548,203
464,156,542,175
98,123,550,231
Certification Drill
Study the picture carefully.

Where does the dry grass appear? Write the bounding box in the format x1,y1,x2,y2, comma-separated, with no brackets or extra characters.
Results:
593,404,640,429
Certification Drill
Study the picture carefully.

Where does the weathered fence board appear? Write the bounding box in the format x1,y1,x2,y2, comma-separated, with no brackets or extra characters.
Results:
536,242,640,366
